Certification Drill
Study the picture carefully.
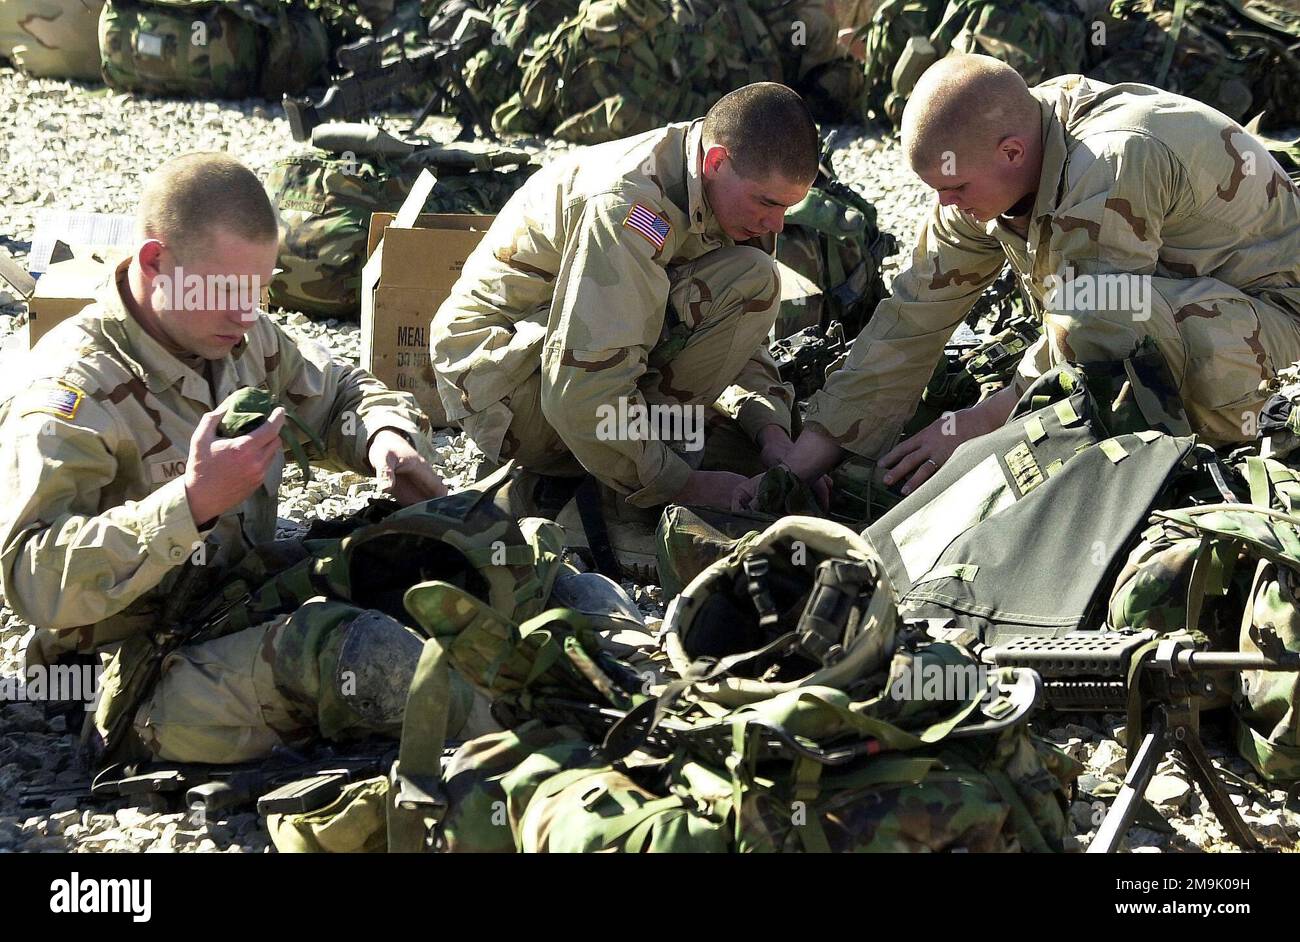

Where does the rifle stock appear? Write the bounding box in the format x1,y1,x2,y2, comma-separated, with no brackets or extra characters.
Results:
284,29,495,143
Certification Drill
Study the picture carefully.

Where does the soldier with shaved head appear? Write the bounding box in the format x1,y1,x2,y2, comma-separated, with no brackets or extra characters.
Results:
739,54,1300,507
0,153,498,766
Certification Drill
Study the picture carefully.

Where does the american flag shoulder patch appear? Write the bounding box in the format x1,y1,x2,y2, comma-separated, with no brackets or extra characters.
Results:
22,381,85,421
622,203,671,250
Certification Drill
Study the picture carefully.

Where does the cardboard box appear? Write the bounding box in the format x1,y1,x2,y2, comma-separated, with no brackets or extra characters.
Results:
360,174,493,428
0,245,127,349
28,252,126,346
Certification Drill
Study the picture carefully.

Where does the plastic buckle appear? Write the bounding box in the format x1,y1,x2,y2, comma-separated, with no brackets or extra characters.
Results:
389,760,446,814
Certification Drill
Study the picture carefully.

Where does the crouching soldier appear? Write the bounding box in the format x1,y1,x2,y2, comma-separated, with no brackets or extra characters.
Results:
430,82,817,514
739,54,1300,507
0,153,496,765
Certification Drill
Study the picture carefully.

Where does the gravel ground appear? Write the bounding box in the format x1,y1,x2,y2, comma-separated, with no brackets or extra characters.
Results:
1,66,1297,854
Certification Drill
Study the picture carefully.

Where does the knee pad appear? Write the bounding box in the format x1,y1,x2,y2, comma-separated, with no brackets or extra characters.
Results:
334,610,425,727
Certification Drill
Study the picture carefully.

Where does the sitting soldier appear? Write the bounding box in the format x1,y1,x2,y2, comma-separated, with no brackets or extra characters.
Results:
0,153,496,765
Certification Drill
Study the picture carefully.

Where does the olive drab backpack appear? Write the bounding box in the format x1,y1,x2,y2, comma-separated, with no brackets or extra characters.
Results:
99,0,330,99
859,0,1088,127
269,515,1077,853
776,172,897,341
455,0,577,119
866,350,1198,646
492,0,785,144
1088,0,1300,132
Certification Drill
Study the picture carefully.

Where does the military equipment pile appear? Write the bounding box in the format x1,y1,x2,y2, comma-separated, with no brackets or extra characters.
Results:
4,0,1300,855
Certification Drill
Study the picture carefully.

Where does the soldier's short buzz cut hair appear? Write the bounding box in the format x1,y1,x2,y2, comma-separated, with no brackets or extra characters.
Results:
702,82,820,183
138,152,279,262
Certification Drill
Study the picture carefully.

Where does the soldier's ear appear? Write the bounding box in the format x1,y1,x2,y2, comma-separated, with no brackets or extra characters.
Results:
702,145,731,179
998,135,1028,168
137,239,166,277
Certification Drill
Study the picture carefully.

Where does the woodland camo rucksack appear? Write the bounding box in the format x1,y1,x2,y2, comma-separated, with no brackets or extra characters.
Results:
268,516,1077,853
264,136,537,320
99,0,329,98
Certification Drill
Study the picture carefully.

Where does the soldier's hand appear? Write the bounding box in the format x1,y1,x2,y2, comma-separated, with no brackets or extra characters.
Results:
880,388,1016,495
731,472,764,511
675,470,750,510
368,429,448,506
731,470,833,511
184,407,286,527
880,413,976,496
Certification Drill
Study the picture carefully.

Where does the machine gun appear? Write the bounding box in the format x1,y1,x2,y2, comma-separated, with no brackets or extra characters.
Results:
771,320,847,401
283,2,496,144
981,625,1300,853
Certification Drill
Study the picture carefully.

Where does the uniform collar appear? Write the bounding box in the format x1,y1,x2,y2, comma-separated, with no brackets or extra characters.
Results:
1029,93,1069,226
984,95,1069,249
684,119,716,236
98,258,231,407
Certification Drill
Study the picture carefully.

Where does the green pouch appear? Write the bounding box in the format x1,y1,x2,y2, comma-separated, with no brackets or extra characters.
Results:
216,386,322,481
267,776,391,853
516,764,730,853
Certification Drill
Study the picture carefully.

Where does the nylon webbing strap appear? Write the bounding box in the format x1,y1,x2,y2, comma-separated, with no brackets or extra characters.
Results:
792,758,831,853
576,475,622,580
1156,0,1189,89
984,767,1052,854
1185,534,1214,634
1246,455,1272,510
387,638,452,852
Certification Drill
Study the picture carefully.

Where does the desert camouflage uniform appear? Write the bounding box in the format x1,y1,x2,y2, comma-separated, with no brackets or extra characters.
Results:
0,261,492,762
808,75,1300,458
0,0,104,80
431,119,795,508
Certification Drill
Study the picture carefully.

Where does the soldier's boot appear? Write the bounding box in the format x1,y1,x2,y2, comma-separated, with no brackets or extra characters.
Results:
554,479,661,583
490,466,584,521
548,569,664,679
267,599,497,745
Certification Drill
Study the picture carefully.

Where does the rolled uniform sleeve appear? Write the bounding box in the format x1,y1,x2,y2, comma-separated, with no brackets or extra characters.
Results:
805,202,1005,459
542,193,693,507
0,389,204,631
266,324,437,473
